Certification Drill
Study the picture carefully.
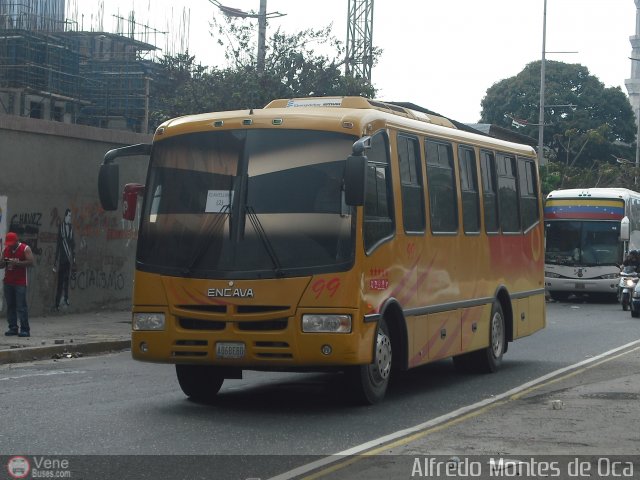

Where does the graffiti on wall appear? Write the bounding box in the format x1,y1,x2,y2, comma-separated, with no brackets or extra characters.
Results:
1,196,139,316
53,208,76,311
9,211,42,255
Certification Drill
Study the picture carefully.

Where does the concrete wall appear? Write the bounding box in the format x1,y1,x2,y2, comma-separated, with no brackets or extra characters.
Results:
0,115,151,317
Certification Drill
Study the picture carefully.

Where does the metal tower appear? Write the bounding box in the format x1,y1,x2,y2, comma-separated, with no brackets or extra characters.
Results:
345,0,374,83
626,0,640,168
626,0,640,118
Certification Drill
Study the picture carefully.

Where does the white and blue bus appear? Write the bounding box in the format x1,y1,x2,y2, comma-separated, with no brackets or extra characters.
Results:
544,188,640,301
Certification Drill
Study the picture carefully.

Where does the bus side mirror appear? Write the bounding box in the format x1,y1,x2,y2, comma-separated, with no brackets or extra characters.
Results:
98,163,119,211
621,216,630,241
123,183,145,221
344,155,366,206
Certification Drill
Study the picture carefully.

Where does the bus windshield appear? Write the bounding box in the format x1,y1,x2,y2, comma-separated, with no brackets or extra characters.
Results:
137,129,358,279
545,220,622,267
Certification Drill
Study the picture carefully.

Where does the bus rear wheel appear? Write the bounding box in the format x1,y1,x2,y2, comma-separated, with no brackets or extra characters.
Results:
175,364,224,403
453,301,505,374
349,318,392,405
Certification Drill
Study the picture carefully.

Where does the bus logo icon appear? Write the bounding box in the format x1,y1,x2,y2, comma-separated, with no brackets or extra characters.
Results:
7,456,30,479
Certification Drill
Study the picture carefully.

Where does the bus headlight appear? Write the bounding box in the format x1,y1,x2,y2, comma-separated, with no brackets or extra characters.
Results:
302,314,351,333
133,313,166,331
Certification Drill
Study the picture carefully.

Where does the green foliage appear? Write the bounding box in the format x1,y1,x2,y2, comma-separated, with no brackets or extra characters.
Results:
481,61,636,170
149,13,377,128
540,159,640,197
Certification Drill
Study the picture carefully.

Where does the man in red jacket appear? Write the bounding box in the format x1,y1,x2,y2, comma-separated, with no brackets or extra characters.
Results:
2,232,34,337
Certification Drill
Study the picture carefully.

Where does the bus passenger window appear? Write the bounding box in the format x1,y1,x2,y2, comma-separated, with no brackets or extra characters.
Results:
497,153,520,233
425,139,457,233
398,134,425,233
517,158,539,230
480,150,499,233
459,146,480,234
364,132,394,251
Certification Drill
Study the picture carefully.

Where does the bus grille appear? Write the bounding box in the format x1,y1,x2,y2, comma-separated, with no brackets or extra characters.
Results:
179,318,225,330
237,319,288,331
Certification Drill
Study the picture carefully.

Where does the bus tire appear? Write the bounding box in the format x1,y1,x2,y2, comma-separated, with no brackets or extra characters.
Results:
477,301,505,373
349,318,392,405
454,301,505,374
175,364,224,403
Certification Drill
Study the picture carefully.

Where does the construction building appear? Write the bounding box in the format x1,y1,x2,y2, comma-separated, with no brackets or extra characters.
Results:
0,0,159,133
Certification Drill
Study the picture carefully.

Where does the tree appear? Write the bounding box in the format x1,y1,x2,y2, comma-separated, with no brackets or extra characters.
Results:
149,14,378,127
149,52,218,127
480,61,635,170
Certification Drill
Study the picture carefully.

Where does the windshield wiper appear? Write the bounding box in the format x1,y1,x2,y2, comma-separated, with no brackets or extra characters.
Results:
246,205,284,278
183,204,231,274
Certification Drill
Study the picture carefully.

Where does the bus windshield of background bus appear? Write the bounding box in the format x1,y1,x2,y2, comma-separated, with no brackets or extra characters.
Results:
545,221,622,267
137,129,358,278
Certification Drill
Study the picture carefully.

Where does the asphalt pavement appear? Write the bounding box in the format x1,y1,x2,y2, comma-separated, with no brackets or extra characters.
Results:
1,308,639,480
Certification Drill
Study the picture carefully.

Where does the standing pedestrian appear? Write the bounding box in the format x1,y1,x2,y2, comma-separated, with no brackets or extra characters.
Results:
1,232,34,337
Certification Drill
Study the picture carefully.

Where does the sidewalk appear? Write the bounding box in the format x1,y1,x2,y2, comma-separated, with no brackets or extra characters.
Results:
284,343,640,480
0,309,131,364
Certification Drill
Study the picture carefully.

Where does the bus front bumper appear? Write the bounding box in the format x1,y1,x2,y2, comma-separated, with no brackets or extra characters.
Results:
545,277,618,294
130,310,377,369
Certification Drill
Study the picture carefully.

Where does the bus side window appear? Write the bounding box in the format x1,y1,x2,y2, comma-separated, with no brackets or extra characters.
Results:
364,131,394,252
496,153,520,233
459,145,480,234
517,157,540,230
425,139,458,234
398,133,426,233
480,150,499,234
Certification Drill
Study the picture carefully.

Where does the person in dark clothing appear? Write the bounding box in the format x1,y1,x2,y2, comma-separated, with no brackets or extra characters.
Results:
622,249,640,272
53,209,76,310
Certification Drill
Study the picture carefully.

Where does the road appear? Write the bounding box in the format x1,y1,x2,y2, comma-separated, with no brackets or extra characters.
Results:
1,298,638,479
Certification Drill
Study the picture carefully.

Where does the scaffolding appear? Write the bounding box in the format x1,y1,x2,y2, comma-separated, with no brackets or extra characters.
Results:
0,0,184,133
65,31,159,132
0,29,84,118
0,0,65,32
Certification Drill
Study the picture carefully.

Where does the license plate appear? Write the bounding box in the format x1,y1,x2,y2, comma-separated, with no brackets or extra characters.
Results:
575,283,586,289
215,342,245,359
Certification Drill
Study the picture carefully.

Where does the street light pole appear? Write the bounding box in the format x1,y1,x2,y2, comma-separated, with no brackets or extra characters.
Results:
537,0,547,166
257,0,267,72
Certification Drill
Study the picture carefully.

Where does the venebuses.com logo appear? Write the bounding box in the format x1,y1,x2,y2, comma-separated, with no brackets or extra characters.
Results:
6,456,30,479
6,456,72,479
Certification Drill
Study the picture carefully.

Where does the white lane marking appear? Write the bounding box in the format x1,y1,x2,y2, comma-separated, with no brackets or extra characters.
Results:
268,339,640,480
0,370,86,381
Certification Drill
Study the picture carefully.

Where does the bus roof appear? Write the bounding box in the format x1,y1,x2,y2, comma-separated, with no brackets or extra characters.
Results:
546,188,640,201
155,96,537,156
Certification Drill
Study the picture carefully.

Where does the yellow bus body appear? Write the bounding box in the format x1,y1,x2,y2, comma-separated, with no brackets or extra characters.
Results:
129,97,545,373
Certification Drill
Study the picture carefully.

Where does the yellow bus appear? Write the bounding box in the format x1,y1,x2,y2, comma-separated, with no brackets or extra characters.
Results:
98,96,546,404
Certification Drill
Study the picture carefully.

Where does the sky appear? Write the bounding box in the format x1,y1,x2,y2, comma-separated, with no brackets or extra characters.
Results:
69,0,638,122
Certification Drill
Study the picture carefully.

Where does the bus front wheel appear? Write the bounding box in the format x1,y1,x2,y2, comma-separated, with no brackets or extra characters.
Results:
175,364,224,403
349,318,392,405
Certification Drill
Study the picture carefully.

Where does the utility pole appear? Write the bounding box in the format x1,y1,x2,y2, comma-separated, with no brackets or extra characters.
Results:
537,0,547,166
257,0,267,72
208,0,284,72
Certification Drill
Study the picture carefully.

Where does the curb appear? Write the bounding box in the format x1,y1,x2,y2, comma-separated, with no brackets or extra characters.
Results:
0,340,131,364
